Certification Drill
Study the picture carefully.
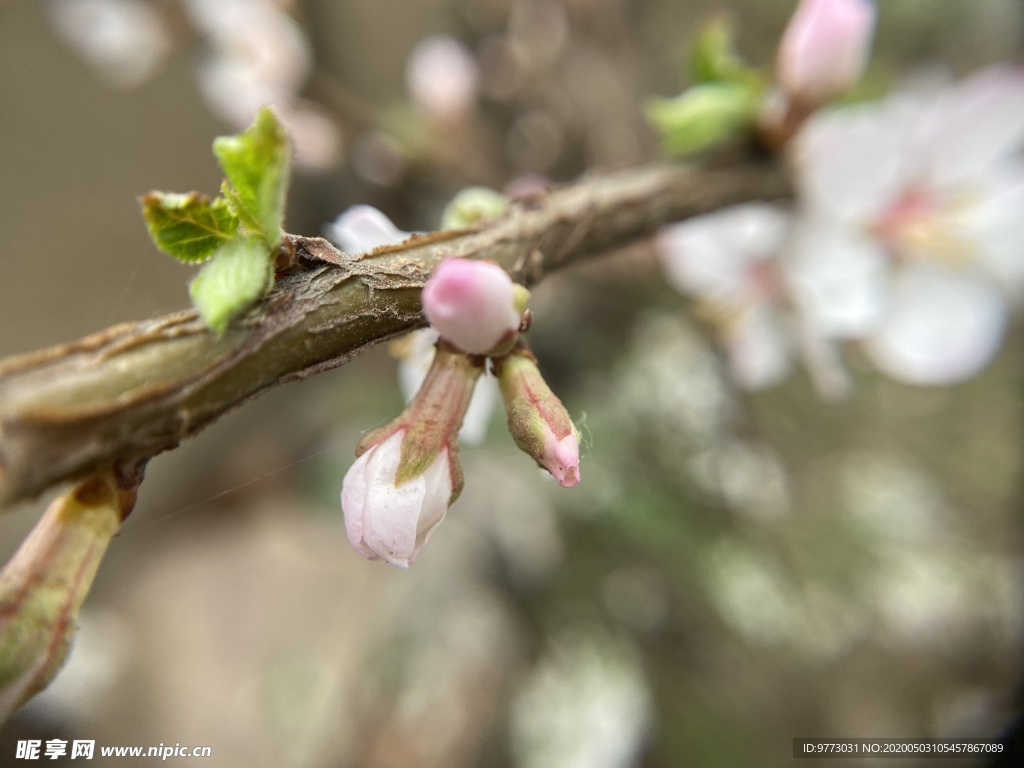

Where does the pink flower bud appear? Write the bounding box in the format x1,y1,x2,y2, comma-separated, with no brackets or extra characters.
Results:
341,347,480,568
777,0,875,106
422,258,523,355
498,349,580,488
342,430,454,569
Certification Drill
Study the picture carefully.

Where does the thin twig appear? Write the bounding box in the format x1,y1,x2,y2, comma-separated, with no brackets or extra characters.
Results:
0,161,790,507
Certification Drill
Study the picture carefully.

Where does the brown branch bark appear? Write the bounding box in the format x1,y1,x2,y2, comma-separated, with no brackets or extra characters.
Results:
0,160,790,507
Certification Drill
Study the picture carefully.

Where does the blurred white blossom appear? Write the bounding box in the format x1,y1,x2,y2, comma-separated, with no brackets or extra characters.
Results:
655,203,849,396
658,65,1024,391
792,65,1024,384
405,36,480,122
46,0,170,89
185,0,338,169
511,631,651,768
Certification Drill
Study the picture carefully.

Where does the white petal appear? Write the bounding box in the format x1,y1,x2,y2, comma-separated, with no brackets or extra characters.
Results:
395,329,440,403
867,267,1007,385
794,102,910,223
325,205,411,253
459,375,499,445
966,166,1024,293
724,306,793,390
359,436,422,568
406,449,454,560
786,220,889,338
341,440,380,560
656,205,790,297
717,204,792,256
928,65,1024,185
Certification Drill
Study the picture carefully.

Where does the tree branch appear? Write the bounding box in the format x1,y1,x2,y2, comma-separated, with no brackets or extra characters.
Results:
0,161,789,507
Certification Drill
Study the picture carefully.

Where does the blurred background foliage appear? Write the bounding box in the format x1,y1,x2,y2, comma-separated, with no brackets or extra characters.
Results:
1,1,1023,766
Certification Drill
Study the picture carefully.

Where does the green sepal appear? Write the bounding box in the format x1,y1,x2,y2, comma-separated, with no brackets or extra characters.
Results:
188,236,273,332
646,81,759,158
140,192,239,264
690,16,760,88
212,107,291,247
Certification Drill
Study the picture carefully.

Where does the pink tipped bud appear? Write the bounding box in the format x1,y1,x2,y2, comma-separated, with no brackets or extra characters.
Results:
422,258,524,355
498,348,581,488
777,0,876,106
341,347,481,568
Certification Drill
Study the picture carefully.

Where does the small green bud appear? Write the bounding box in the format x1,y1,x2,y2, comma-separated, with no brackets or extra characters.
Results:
440,187,509,231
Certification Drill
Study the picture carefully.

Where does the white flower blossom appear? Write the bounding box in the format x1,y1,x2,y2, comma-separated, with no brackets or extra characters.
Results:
46,0,170,89
656,203,815,392
790,65,1024,384
405,36,479,122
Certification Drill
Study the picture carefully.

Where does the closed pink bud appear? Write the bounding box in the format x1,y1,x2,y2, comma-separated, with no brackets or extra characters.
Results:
422,258,523,355
342,430,454,569
777,0,875,106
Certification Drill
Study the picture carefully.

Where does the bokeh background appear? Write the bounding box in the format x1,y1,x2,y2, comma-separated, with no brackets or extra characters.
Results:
1,1,1024,766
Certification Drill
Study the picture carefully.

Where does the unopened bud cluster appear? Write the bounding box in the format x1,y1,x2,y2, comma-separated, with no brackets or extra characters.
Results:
341,257,580,569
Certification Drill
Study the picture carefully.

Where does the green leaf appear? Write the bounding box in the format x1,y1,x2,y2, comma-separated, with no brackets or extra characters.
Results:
646,81,759,158
219,179,262,239
690,16,760,87
140,192,239,264
188,236,272,332
212,107,291,247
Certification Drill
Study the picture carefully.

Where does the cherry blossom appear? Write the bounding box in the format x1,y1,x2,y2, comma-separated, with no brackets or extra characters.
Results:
790,65,1024,384
655,204,799,390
